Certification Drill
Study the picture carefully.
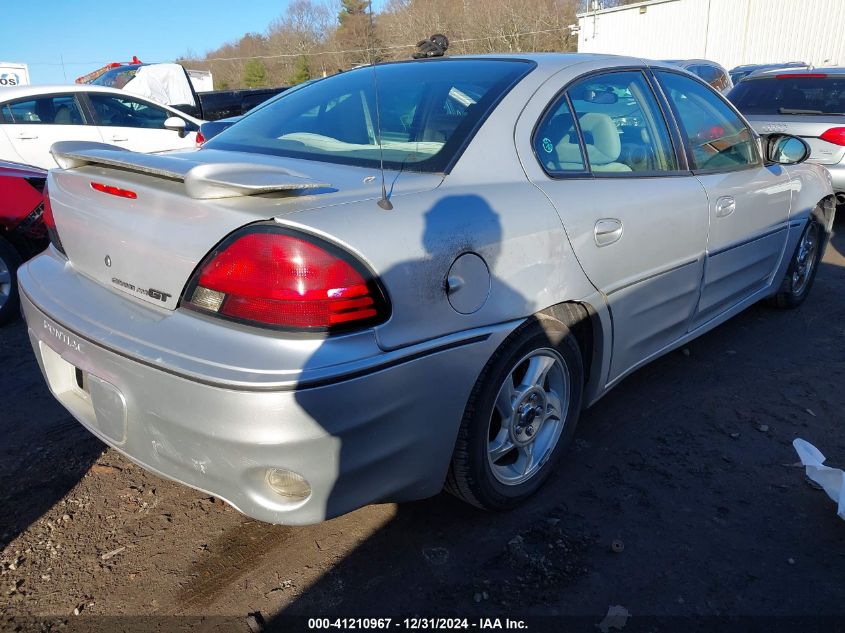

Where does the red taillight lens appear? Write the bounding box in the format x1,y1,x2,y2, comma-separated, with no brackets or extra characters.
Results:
42,183,65,255
195,131,206,148
820,127,845,146
90,181,137,199
182,226,389,332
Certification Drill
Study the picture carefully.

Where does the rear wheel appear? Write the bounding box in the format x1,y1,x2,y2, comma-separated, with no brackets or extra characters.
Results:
446,315,584,510
770,216,824,309
0,236,22,326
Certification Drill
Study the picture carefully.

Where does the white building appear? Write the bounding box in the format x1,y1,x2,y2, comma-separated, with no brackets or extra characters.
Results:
577,0,845,70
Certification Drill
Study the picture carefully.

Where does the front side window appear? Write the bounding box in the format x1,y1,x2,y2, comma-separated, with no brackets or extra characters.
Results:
0,95,87,125
536,70,678,176
205,59,533,173
657,71,758,172
88,93,170,128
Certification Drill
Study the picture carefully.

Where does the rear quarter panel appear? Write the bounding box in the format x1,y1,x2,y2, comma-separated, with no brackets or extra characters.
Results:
784,161,834,229
274,63,601,352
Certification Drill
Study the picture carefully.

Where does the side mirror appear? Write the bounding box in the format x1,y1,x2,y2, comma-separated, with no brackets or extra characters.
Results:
766,134,810,165
164,116,187,138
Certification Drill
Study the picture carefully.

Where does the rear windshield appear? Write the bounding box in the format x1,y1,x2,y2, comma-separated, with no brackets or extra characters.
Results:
730,76,845,115
204,59,533,173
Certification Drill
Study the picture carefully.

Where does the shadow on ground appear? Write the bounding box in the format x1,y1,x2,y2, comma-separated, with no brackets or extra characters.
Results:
0,320,105,551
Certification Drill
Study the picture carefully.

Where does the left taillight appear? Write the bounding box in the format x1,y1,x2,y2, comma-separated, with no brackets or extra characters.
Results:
820,127,845,146
195,131,206,148
42,182,66,256
181,225,390,333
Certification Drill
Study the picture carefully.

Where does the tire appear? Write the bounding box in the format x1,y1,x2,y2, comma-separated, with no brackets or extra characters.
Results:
770,215,824,309
445,314,584,510
0,236,22,326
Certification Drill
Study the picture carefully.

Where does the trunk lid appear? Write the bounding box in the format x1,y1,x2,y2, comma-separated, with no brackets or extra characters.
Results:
745,114,845,165
48,146,442,311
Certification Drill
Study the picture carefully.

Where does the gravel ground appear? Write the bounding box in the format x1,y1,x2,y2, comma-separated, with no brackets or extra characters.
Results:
2,221,844,632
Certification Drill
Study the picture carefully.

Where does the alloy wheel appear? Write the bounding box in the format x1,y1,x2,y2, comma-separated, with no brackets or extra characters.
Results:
487,348,570,486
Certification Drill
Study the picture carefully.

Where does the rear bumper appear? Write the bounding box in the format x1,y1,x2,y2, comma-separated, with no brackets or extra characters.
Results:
19,253,513,524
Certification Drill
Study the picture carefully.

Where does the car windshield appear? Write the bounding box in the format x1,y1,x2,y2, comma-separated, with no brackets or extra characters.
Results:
90,65,143,89
730,76,845,115
204,59,533,173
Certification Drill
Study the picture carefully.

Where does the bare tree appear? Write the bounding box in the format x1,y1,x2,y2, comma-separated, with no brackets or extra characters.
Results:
182,0,579,88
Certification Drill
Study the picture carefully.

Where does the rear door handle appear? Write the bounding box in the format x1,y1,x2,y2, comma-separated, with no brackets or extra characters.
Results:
110,135,129,142
715,196,736,217
594,218,623,247
15,132,38,140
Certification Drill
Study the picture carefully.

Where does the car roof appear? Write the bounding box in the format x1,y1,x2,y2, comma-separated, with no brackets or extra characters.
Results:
733,62,808,70
745,67,845,79
0,83,144,100
404,52,683,73
662,59,728,71
0,83,202,123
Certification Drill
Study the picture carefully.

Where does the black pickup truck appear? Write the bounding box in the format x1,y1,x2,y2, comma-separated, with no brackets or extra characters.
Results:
86,63,287,121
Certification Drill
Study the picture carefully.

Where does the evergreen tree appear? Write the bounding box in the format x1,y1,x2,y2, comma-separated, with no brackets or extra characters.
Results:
336,0,379,66
338,0,370,26
243,58,269,87
290,55,311,84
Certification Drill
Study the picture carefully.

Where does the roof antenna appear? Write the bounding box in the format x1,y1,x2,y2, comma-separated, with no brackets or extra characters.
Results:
367,2,392,210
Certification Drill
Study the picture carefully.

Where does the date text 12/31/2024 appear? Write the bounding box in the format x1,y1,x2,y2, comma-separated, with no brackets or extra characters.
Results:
307,618,529,630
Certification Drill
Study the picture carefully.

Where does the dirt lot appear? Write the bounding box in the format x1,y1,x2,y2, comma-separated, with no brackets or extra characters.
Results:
2,223,844,632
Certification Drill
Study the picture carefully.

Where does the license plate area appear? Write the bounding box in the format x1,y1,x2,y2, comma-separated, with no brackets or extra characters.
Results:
74,367,89,394
37,339,127,445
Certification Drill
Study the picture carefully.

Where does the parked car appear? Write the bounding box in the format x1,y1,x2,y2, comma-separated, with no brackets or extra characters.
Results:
87,63,287,121
0,84,202,169
729,62,810,85
0,160,46,325
198,79,319,145
19,54,834,525
664,59,733,93
728,68,845,202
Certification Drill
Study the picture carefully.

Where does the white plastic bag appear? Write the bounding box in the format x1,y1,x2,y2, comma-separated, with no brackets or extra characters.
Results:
793,438,845,521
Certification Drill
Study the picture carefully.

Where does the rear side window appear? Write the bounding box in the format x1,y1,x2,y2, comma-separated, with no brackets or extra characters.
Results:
0,95,87,125
657,71,758,172
730,76,845,115
535,70,678,176
533,97,586,174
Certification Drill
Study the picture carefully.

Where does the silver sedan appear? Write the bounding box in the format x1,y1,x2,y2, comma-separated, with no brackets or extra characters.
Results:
19,54,835,524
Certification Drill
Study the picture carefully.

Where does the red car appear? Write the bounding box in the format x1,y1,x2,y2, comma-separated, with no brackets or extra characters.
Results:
0,160,48,325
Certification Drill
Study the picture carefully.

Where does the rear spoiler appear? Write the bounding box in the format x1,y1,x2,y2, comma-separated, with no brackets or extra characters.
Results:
50,141,330,199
